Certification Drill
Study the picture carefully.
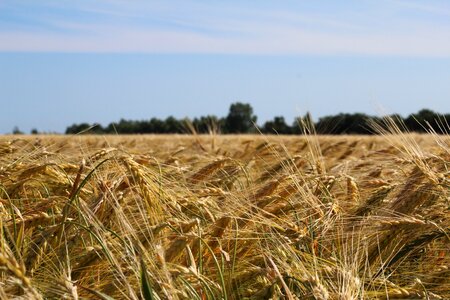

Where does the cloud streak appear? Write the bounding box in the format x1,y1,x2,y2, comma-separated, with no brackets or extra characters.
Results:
1,0,450,56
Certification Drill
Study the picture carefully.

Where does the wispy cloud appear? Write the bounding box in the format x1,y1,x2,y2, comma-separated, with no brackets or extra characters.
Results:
1,0,450,56
392,0,450,17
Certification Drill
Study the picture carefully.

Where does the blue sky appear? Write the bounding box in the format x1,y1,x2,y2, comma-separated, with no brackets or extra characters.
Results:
1,0,450,133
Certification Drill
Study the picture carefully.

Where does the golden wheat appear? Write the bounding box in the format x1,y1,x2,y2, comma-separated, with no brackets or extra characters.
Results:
0,133,448,299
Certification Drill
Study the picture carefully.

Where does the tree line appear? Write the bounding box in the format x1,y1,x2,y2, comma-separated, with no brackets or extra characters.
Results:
62,102,449,135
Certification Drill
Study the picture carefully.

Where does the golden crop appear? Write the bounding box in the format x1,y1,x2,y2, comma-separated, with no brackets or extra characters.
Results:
0,133,449,299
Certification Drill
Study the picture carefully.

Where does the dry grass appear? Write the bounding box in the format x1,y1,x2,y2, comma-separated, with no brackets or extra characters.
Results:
0,133,448,299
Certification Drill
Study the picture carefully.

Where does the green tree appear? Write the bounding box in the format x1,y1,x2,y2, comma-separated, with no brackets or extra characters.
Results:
193,115,221,134
164,116,183,133
292,112,314,134
405,109,444,133
316,113,372,134
262,116,291,134
224,102,257,133
65,123,91,134
12,126,23,135
66,123,103,134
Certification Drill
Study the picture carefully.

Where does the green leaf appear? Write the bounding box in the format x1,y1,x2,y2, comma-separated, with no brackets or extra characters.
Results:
78,285,116,300
141,259,154,300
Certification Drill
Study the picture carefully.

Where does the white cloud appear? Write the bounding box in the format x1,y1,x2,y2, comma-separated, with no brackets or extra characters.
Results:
1,0,450,56
2,25,450,57
392,0,450,16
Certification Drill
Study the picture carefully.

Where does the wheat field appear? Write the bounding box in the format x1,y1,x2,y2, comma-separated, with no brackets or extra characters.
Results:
0,133,449,299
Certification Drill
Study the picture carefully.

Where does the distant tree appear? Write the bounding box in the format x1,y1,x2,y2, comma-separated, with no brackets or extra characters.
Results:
164,116,183,133
149,118,166,133
192,115,221,134
370,114,406,133
262,116,291,134
347,113,373,134
292,112,314,134
88,124,104,134
444,114,450,134
115,119,137,134
65,123,92,134
12,126,23,135
387,114,406,131
316,113,373,134
105,122,118,134
224,102,257,133
404,109,445,133
315,115,342,134
62,107,448,135
31,128,39,134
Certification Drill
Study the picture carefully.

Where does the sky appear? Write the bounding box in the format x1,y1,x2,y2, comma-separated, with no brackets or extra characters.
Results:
1,0,450,133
